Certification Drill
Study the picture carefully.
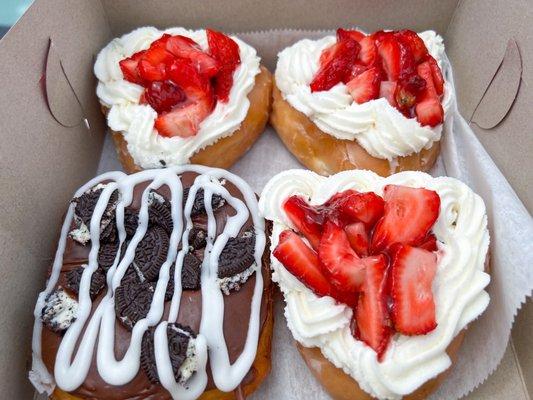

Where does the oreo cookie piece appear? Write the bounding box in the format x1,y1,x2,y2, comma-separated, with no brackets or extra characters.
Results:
188,227,207,249
123,207,139,237
115,281,154,330
149,201,173,234
133,226,169,281
217,231,256,279
183,188,225,217
74,187,118,227
41,288,79,333
98,242,119,269
141,323,197,384
181,253,202,291
65,266,106,299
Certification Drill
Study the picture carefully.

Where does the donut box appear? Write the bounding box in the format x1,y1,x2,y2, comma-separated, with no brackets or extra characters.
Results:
0,1,531,400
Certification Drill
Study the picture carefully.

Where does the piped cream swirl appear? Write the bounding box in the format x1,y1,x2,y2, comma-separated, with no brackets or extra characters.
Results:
275,31,453,160
259,169,490,399
94,27,261,168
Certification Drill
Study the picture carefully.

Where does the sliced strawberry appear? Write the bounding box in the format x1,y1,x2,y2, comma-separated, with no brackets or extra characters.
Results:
427,55,444,96
206,29,241,102
415,61,444,126
318,222,367,292
119,50,146,84
359,36,378,66
310,39,360,92
346,67,381,104
354,253,392,359
372,30,394,46
166,35,220,77
283,195,324,249
345,63,368,82
345,222,369,257
143,80,186,113
395,30,428,63
379,80,398,107
371,185,440,252
335,191,385,228
138,46,174,82
377,37,401,81
273,230,334,298
419,233,438,252
391,245,437,335
337,28,366,43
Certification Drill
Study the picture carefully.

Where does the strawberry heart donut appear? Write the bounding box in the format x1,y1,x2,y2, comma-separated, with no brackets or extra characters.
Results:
95,27,272,173
272,29,453,176
259,169,490,400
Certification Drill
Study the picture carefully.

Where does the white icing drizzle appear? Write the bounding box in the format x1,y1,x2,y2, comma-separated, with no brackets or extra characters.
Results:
29,166,265,400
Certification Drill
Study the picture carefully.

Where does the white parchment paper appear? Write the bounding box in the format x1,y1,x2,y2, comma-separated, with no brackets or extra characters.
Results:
97,30,533,400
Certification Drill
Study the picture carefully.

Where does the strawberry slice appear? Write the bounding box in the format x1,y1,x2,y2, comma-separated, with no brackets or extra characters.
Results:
119,50,146,84
334,191,385,228
346,67,381,104
318,222,367,292
377,37,401,81
166,35,220,78
345,63,368,82
143,80,186,113
155,59,214,137
273,230,334,298
345,222,369,257
395,30,428,63
283,195,324,249
391,245,437,335
206,29,241,102
427,55,444,96
310,39,360,92
354,253,392,359
415,61,444,126
337,28,366,43
359,36,378,66
138,46,174,82
419,233,438,252
371,185,440,252
379,80,398,107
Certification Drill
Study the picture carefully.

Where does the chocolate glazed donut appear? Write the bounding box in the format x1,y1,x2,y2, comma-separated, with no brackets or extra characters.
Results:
29,167,273,400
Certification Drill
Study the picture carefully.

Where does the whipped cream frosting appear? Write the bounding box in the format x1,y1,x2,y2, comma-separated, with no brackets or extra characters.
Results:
275,31,453,161
259,169,490,399
94,27,261,168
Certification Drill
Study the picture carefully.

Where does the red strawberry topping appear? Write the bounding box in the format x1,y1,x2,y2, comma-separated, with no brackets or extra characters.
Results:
346,67,381,104
354,253,392,359
318,222,367,292
143,80,186,113
206,29,242,102
345,222,369,257
372,185,440,252
391,245,437,335
273,183,441,360
273,230,334,298
309,28,445,126
119,50,146,85
117,30,243,137
310,39,360,92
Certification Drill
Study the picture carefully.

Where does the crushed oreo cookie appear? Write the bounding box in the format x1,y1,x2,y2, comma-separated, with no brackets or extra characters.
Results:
149,201,173,234
183,188,225,217
141,323,197,384
98,242,120,269
188,227,207,249
133,226,169,281
41,288,79,333
181,253,202,291
123,207,139,237
217,231,256,279
65,266,106,299
114,281,155,330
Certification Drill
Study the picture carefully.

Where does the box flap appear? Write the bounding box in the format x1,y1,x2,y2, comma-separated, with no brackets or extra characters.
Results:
0,0,112,397
101,0,458,36
445,0,533,210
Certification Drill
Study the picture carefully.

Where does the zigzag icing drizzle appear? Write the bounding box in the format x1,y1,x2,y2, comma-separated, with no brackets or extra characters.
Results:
30,166,265,399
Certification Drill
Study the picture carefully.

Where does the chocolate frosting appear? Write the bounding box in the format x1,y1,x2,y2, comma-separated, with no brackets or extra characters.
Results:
41,172,271,399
